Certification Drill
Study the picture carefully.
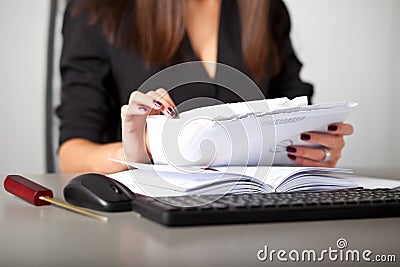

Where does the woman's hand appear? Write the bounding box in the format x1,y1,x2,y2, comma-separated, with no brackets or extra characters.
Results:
286,123,354,167
121,88,178,163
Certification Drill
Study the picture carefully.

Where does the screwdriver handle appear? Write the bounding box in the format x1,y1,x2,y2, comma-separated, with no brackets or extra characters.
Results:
4,175,108,222
4,175,53,206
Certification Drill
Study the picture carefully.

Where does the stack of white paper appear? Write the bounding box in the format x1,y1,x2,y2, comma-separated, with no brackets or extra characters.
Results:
146,96,357,167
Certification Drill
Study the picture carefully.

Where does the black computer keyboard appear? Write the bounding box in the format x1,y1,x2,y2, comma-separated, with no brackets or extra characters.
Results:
131,188,400,226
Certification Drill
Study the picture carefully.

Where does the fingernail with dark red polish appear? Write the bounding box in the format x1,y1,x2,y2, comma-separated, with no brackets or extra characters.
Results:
328,125,338,132
301,134,311,141
167,107,176,117
138,106,147,113
153,100,163,108
286,146,297,153
288,154,297,160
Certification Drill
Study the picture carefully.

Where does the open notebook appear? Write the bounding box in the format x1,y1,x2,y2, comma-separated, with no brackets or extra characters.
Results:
108,163,358,197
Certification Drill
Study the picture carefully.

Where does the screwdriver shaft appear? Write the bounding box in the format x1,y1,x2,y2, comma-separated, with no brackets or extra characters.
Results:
39,196,109,222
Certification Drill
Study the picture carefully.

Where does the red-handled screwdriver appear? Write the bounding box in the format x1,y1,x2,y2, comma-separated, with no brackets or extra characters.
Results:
4,175,108,222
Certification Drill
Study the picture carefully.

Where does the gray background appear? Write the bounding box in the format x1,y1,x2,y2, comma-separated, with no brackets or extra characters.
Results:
0,0,399,175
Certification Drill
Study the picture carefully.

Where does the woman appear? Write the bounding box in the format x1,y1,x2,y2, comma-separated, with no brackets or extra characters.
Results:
58,0,353,173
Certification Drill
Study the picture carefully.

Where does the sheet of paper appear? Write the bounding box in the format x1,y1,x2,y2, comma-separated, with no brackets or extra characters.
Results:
146,96,357,167
108,158,212,173
351,176,400,189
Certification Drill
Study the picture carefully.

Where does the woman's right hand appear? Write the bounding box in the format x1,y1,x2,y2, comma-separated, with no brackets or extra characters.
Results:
120,88,178,163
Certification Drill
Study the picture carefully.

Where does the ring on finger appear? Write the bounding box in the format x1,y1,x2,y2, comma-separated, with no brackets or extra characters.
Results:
321,147,331,163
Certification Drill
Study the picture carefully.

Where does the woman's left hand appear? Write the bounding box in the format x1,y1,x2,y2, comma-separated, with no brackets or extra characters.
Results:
286,123,354,167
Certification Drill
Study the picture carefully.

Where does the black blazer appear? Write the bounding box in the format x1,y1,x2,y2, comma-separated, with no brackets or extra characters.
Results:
58,0,313,146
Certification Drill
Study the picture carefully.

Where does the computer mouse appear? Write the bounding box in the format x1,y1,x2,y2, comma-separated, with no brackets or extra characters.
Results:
63,173,135,212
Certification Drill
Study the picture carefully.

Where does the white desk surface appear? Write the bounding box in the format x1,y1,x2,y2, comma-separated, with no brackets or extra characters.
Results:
1,170,399,267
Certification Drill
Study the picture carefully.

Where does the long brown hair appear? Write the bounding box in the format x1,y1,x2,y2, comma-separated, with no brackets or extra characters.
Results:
73,0,287,80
